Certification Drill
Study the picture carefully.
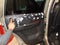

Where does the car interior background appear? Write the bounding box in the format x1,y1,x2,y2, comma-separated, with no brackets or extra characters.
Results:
0,0,60,45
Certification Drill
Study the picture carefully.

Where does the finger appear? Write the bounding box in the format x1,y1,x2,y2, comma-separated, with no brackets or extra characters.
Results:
9,18,13,23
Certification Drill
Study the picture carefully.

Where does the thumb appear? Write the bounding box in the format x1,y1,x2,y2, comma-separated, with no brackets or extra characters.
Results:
9,18,13,23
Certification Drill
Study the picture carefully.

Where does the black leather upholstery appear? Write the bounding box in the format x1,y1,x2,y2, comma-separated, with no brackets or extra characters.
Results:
14,20,44,45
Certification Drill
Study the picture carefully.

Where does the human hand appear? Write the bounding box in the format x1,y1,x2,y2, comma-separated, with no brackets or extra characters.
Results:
8,18,15,30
